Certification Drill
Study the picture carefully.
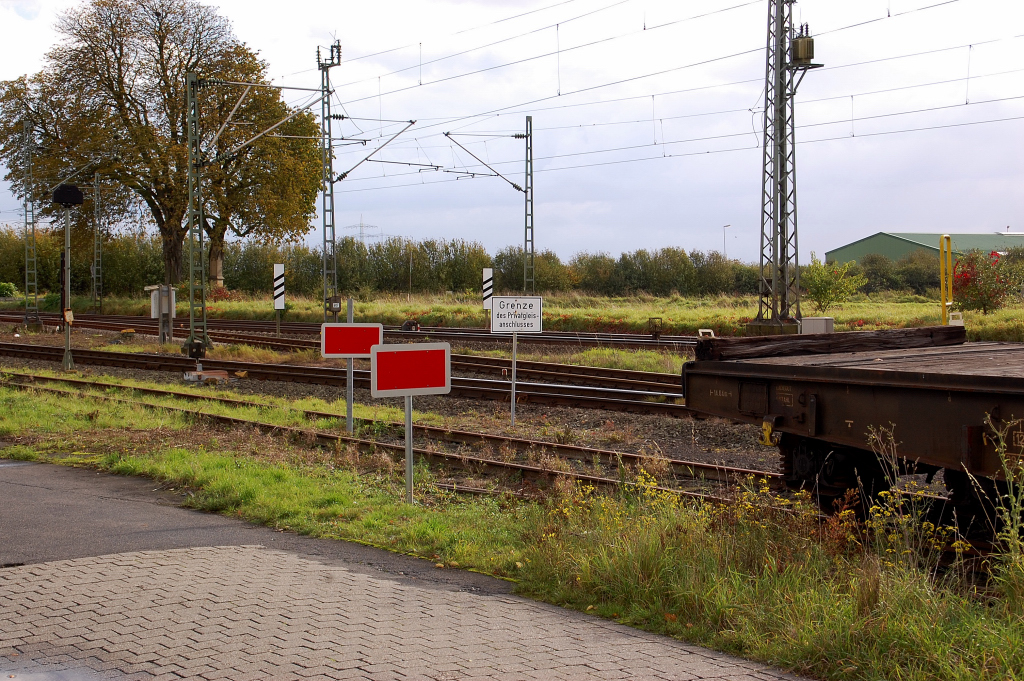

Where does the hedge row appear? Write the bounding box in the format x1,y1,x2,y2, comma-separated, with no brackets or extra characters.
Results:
0,226,762,298
7,225,991,300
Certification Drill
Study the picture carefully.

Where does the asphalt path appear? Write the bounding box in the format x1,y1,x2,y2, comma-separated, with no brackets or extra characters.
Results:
0,458,511,597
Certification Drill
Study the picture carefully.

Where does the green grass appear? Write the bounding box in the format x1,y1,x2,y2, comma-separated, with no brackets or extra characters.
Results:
0,382,533,575
5,290,1024,339
0,369,446,430
3,383,1023,680
458,346,687,374
100,447,536,573
519,479,1024,681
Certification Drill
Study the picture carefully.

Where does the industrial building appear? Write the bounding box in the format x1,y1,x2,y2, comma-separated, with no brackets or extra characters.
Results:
826,232,1024,264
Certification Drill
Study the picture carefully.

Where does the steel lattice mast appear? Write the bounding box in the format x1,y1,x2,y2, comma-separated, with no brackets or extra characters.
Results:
22,119,41,328
523,116,534,294
184,72,212,354
92,172,103,312
750,0,820,336
319,41,342,322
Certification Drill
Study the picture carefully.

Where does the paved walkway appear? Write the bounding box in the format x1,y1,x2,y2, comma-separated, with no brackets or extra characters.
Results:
0,546,798,681
0,462,802,681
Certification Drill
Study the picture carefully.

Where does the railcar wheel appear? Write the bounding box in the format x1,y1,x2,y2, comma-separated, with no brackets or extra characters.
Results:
779,433,889,513
939,469,1004,541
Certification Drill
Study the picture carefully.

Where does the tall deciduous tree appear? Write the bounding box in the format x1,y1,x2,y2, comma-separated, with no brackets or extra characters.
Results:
0,0,320,284
200,44,320,287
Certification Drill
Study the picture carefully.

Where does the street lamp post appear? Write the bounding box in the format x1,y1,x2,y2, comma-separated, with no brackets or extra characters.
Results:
723,224,731,259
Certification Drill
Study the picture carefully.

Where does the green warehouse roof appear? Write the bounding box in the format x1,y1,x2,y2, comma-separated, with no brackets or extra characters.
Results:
826,232,1024,264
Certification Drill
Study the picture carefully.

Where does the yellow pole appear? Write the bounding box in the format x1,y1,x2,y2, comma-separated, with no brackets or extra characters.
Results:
939,235,953,324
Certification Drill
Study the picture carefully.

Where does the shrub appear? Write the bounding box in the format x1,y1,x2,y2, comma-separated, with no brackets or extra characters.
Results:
953,250,1011,314
568,252,617,295
895,248,940,295
0,282,17,297
802,253,867,314
860,253,902,293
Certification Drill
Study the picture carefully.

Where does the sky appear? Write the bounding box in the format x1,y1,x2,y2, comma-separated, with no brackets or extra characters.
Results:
0,0,1022,265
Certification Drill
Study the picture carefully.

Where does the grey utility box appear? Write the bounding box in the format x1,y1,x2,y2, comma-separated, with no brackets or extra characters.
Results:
148,287,176,318
801,317,834,334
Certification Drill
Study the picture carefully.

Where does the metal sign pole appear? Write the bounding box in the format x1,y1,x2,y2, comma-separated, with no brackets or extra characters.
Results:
62,206,74,371
346,297,354,433
511,331,517,427
405,394,414,503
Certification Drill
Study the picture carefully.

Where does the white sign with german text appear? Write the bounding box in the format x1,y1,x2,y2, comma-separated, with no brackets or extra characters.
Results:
490,296,543,333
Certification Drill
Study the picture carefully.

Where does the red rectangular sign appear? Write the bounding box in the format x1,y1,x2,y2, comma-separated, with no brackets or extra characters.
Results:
371,343,451,397
321,323,383,358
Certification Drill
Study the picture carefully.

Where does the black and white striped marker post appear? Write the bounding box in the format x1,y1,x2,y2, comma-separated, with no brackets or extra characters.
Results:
273,264,284,336
482,268,494,330
482,267,493,307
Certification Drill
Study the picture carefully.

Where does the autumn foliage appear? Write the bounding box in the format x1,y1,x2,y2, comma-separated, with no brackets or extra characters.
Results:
953,250,1011,315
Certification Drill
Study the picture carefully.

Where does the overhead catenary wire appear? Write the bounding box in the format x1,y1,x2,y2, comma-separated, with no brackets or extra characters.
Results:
397,32,1024,141
334,112,1024,195
443,132,523,191
336,2,764,107
326,53,1024,159
332,104,1024,193
342,0,589,64
335,0,636,89
333,0,975,126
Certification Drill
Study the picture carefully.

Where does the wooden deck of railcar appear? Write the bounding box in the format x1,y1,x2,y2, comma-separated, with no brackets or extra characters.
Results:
736,342,1024,379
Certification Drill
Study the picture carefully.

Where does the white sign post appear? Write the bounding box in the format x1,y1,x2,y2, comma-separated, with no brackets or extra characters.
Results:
490,296,543,427
273,263,285,337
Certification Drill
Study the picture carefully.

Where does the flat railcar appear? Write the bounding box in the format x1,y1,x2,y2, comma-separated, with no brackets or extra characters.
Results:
682,327,1023,530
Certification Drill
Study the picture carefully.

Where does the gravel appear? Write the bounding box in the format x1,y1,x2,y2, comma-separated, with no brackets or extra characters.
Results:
0,326,776,473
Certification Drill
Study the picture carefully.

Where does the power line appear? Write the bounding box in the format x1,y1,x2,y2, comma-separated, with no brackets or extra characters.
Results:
358,33,1023,146
815,0,965,37
278,0,589,78
335,0,634,88
479,67,1024,135
329,58,1024,158
344,0,590,64
337,2,764,106
390,33,1022,134
333,109,1024,193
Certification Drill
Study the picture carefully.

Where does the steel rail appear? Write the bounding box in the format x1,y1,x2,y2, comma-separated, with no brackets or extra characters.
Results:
2,370,765,484
1,313,698,349
0,342,691,417
9,379,986,558
2,380,726,502
0,313,685,392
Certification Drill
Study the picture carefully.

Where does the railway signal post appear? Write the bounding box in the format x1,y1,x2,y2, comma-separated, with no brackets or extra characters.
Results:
322,321,383,433
53,184,83,371
370,343,451,503
491,296,543,426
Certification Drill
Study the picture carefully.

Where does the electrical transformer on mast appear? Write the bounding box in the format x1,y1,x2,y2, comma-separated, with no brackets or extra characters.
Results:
747,0,821,336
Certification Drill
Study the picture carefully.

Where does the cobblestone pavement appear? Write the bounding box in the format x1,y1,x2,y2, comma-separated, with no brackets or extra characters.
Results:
0,545,802,681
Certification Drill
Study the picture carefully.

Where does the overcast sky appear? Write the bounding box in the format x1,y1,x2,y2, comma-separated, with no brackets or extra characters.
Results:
1,0,1022,264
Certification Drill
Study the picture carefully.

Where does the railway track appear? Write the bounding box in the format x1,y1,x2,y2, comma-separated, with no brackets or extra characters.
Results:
6,372,990,560
1,378,727,502
0,312,700,350
1,370,765,485
0,341,691,417
0,313,684,394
